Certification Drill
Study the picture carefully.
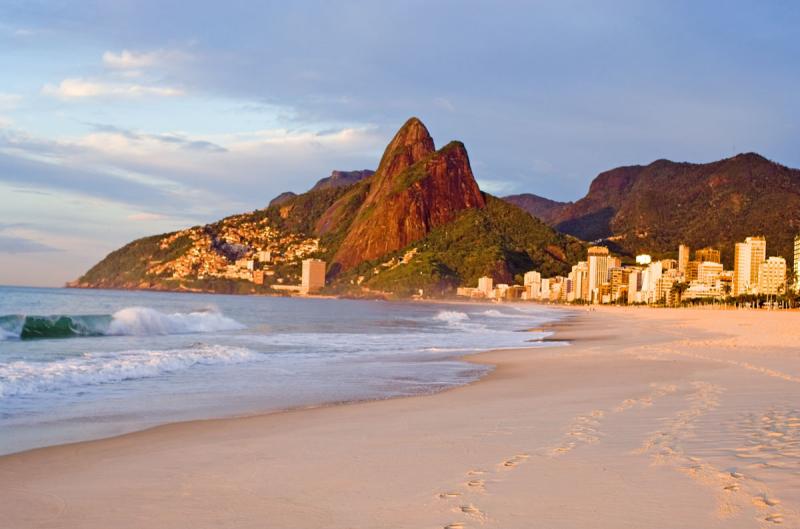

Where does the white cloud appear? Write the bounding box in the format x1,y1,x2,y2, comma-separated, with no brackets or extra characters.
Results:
0,93,22,110
434,97,456,112
0,116,12,128
102,48,192,70
127,212,169,221
42,78,185,99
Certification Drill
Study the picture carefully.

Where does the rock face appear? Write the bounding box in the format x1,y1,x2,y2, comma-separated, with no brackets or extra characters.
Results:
310,169,374,192
539,153,800,265
330,117,485,272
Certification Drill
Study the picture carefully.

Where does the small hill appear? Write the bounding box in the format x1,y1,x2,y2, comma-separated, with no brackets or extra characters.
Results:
310,169,374,192
502,193,570,224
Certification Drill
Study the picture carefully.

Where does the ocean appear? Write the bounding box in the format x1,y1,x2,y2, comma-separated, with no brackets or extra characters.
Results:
0,286,564,455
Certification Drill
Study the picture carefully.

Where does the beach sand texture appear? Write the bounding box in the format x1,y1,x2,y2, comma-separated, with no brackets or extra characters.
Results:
1,307,799,528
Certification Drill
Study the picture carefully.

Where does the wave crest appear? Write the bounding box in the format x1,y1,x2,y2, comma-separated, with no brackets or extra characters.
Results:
0,344,259,398
0,307,244,340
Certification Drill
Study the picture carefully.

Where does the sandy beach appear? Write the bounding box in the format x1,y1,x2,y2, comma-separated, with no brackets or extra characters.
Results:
2,306,799,528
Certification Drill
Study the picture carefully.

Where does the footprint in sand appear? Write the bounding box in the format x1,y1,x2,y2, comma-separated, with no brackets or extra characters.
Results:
500,454,529,469
460,504,484,517
467,479,485,489
438,492,461,499
444,523,465,529
765,513,784,524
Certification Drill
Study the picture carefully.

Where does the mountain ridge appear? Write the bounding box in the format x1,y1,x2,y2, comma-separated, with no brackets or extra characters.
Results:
505,152,800,265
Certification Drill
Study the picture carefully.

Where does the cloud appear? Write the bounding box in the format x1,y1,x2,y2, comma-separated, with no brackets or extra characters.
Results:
434,97,456,112
0,234,60,254
102,48,191,70
42,78,184,99
0,93,22,110
127,212,168,221
86,123,227,153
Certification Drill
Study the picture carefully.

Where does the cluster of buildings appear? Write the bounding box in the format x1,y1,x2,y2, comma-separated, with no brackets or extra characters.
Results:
459,235,797,305
147,215,326,294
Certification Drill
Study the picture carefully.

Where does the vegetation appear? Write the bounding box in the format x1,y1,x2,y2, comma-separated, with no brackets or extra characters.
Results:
341,195,586,296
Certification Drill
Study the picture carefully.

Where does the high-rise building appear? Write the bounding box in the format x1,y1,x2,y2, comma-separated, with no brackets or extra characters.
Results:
695,247,721,264
477,276,494,297
569,261,589,302
678,244,690,274
733,242,751,296
627,269,642,304
686,260,700,282
301,259,326,293
523,271,542,300
609,267,631,302
748,236,767,282
587,246,610,303
734,236,767,296
794,235,800,292
758,256,786,295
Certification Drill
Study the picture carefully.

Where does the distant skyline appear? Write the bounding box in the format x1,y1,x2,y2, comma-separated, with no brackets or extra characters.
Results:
1,1,799,286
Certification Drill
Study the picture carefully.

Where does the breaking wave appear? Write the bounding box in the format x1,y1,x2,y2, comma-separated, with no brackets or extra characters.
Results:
0,307,244,340
0,344,259,398
433,310,470,325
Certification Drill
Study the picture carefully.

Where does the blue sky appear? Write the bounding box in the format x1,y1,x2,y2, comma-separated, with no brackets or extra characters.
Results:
1,1,798,286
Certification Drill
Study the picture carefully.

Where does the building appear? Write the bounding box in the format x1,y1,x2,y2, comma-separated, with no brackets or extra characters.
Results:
478,276,494,297
636,254,652,265
697,261,723,286
661,259,678,271
609,267,631,302
758,256,786,295
734,236,767,295
253,269,265,285
794,235,800,292
627,268,643,304
695,247,721,264
587,246,610,303
686,260,700,282
301,258,326,293
678,244,690,275
569,261,589,302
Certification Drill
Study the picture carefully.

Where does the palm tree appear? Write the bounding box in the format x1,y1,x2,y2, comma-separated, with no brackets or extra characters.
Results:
671,281,690,306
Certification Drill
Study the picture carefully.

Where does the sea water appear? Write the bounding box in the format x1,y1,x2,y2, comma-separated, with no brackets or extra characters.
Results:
0,286,564,454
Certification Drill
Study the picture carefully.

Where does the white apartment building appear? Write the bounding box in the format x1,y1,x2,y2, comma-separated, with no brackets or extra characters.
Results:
758,256,786,295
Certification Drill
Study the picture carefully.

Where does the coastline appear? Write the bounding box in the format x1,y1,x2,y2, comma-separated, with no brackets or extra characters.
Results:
3,307,800,528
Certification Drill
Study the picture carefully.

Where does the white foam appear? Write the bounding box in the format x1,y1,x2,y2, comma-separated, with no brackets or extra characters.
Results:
434,310,470,324
0,344,259,399
107,307,245,336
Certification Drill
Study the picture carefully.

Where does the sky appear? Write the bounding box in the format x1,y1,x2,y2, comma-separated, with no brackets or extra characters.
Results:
1,1,799,286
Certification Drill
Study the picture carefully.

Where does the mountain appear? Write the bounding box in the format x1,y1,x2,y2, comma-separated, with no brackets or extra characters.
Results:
328,118,485,272
268,191,297,208
502,193,570,224
528,153,800,266
310,169,374,192
74,117,583,297
268,169,374,208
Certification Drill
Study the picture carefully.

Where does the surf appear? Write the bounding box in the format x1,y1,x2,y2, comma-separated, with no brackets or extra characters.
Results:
0,307,244,340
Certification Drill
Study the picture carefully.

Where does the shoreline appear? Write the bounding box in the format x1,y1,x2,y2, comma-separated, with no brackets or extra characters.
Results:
0,307,575,459
3,307,799,528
